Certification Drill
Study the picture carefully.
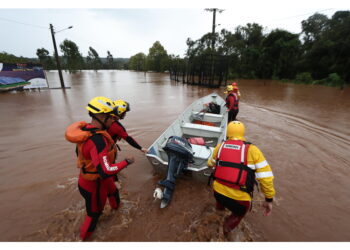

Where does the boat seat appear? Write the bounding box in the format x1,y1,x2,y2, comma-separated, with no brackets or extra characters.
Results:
191,111,223,123
181,122,222,134
190,144,213,160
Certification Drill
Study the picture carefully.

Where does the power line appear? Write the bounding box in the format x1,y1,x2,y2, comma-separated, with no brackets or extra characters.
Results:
0,16,48,29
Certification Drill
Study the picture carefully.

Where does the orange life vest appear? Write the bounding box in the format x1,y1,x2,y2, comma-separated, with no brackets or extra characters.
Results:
65,121,117,181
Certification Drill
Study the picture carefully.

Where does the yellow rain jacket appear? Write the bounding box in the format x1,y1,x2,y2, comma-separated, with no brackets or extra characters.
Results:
208,140,275,201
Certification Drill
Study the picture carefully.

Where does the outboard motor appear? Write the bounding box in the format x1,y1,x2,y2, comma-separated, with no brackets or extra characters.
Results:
157,136,193,208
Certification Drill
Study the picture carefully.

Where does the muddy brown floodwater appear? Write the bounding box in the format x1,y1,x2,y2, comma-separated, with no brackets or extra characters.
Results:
0,71,349,242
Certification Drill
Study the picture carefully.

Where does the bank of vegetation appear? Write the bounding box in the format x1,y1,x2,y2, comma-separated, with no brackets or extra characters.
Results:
0,11,349,88
168,11,349,88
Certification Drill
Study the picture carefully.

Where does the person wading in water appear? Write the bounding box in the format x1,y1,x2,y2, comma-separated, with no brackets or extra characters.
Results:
207,121,275,236
232,82,241,100
65,96,135,240
224,84,239,123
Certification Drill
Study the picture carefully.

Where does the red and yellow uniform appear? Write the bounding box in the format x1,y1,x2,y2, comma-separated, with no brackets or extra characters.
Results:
208,141,275,202
66,121,131,240
224,85,239,123
208,121,275,234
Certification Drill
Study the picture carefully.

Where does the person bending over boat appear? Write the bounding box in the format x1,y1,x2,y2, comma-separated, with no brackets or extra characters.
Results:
108,99,148,153
224,84,239,123
65,96,135,240
207,121,275,236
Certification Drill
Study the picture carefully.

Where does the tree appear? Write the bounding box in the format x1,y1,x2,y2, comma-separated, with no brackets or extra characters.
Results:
261,29,301,79
301,13,329,47
147,41,169,72
106,51,114,69
232,23,265,78
323,11,350,82
129,52,147,71
36,48,55,70
301,11,350,82
86,47,102,71
0,52,36,64
59,39,84,72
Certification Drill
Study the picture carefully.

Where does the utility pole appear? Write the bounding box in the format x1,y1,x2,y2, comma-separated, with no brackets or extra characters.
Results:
49,24,72,89
205,8,224,86
211,9,217,50
50,24,65,88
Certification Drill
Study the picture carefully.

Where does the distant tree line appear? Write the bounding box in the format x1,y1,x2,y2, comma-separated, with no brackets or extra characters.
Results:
1,10,348,86
34,41,129,72
0,52,38,64
165,11,349,87
0,47,128,72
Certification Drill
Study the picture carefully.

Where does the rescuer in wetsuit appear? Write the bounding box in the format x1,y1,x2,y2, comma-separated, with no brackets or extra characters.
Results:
65,96,135,240
207,121,275,236
224,85,239,123
108,99,148,153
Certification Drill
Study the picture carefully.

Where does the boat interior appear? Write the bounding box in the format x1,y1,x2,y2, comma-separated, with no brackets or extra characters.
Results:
153,103,227,170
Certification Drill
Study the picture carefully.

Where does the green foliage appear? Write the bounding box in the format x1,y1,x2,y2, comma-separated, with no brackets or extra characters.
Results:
86,47,102,71
106,51,114,69
301,11,350,82
129,52,147,71
36,48,55,70
312,73,344,86
60,39,84,72
180,10,349,86
295,72,314,84
147,41,169,72
0,52,37,64
261,29,301,80
325,73,345,86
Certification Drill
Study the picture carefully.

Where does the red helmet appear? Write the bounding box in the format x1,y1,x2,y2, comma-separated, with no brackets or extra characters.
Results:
232,82,239,90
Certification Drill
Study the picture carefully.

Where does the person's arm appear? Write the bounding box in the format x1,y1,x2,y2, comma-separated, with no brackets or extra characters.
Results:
249,145,275,216
207,143,222,167
110,121,147,152
237,90,241,99
86,134,134,179
125,136,142,150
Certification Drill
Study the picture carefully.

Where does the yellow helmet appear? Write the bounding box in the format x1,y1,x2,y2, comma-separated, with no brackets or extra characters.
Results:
86,96,115,114
227,121,246,140
224,85,233,94
113,100,130,118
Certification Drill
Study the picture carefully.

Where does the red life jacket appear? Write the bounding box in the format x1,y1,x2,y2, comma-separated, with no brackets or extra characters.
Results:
214,140,255,194
225,93,239,110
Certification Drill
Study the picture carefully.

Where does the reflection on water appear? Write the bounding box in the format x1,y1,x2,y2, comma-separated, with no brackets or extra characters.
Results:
0,70,349,241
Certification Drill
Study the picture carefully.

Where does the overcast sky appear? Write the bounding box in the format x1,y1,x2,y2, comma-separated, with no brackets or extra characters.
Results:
0,0,348,58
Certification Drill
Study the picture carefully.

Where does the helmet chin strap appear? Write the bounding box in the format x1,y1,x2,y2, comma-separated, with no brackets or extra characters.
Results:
91,113,108,130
